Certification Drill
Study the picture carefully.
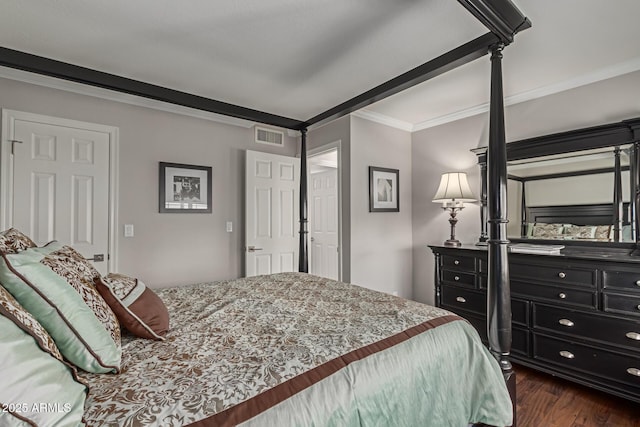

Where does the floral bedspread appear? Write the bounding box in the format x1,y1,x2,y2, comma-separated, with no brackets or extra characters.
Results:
79,273,502,426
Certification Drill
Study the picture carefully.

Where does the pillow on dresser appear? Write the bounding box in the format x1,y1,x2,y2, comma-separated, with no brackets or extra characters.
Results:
95,273,169,340
0,285,87,427
0,228,37,254
530,223,564,239
563,225,597,240
0,243,121,373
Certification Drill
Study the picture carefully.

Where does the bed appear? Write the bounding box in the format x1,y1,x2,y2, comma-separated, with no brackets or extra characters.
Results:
79,273,512,426
0,235,511,426
1,1,531,426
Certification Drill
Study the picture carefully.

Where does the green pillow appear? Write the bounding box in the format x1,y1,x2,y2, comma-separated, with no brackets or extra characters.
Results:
0,287,87,427
0,243,120,373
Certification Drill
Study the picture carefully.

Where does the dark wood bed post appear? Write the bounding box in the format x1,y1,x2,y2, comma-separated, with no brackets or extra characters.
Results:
299,128,309,273
613,147,623,242
629,145,637,240
478,160,489,244
520,182,527,238
486,42,515,427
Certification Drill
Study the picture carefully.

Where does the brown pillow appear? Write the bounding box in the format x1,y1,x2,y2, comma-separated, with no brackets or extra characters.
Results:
94,273,169,340
0,228,37,254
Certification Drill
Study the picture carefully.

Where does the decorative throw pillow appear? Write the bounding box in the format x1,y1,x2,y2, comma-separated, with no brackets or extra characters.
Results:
0,243,121,373
41,245,121,348
595,225,613,241
563,225,597,239
0,228,37,254
0,286,88,427
531,223,564,239
95,273,169,340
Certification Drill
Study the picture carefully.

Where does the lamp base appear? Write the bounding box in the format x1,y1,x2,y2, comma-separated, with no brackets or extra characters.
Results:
444,239,462,247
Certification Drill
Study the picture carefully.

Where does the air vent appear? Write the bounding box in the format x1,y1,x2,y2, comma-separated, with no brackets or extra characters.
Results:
255,127,284,146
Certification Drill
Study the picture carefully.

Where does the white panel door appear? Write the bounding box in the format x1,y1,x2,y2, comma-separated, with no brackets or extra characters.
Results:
11,118,111,274
309,169,339,280
245,150,300,276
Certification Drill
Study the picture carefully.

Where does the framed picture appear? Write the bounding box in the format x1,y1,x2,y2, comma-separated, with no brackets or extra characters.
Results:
159,162,212,213
369,166,399,212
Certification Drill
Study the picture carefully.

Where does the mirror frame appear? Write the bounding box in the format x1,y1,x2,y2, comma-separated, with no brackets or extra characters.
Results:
473,117,640,251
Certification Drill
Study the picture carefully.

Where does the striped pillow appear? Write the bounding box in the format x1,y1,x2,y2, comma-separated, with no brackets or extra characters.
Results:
0,243,121,373
95,273,169,340
0,285,88,426
41,245,121,348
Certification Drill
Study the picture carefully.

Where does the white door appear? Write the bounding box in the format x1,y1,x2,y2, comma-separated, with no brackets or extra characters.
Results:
3,111,114,275
309,169,339,280
245,150,300,276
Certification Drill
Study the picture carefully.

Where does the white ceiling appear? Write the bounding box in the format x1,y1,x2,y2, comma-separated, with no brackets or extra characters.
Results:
1,0,640,131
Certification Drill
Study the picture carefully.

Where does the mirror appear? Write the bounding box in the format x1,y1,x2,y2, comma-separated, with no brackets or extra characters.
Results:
473,116,640,249
506,145,635,242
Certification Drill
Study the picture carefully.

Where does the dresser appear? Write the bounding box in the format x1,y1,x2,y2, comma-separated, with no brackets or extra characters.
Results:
429,244,640,403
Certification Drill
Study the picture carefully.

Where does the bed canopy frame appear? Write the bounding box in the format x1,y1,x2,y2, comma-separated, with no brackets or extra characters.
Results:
0,1,530,424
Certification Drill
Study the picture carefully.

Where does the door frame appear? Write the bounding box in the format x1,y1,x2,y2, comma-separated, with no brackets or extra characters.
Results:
307,140,342,281
1,109,120,272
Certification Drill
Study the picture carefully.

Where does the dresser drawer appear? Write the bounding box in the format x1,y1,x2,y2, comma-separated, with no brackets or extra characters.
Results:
512,280,597,309
512,298,529,326
533,333,640,390
533,303,640,351
603,293,640,318
442,254,476,272
511,262,596,287
512,326,529,357
442,270,475,288
603,270,640,292
464,313,487,343
441,287,485,316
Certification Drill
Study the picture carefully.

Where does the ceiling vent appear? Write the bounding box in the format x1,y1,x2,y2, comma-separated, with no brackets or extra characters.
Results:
255,127,284,147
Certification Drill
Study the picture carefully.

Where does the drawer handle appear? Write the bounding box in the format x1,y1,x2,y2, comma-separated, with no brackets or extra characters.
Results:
558,272,566,279
456,296,466,303
558,292,567,299
636,280,640,286
626,332,640,341
559,351,575,359
559,318,574,327
454,260,460,265
454,276,460,281
627,368,640,377
637,305,640,311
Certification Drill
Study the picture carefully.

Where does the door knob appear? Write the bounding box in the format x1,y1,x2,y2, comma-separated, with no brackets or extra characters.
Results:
247,246,263,252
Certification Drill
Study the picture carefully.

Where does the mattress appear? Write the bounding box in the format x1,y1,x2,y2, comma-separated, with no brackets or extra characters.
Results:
79,272,512,426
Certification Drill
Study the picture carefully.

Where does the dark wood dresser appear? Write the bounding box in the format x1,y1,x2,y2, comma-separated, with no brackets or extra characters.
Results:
429,244,640,403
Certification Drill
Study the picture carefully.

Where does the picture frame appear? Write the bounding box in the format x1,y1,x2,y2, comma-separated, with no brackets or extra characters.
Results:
369,166,399,212
159,162,212,213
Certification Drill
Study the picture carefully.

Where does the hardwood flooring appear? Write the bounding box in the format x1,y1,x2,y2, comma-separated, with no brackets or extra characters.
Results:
514,364,640,427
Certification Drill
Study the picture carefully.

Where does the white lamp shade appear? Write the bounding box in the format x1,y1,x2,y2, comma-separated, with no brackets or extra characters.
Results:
432,172,476,202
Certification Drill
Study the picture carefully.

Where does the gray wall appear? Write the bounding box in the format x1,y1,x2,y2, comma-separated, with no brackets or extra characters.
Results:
350,116,413,297
412,70,640,305
0,77,297,288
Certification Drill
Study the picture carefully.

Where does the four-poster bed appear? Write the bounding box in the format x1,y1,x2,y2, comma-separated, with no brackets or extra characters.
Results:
0,1,531,426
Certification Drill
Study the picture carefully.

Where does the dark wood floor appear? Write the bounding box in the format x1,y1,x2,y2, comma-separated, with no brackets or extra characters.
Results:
515,364,640,427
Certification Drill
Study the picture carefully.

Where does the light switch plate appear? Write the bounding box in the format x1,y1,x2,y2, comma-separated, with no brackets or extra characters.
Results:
226,221,233,232
124,224,134,237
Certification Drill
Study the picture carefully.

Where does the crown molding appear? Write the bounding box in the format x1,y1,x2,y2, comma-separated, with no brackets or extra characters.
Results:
358,57,640,133
351,109,413,132
4,55,640,134
0,66,258,129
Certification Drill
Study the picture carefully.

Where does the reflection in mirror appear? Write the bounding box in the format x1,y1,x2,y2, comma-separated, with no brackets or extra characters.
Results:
507,144,635,242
